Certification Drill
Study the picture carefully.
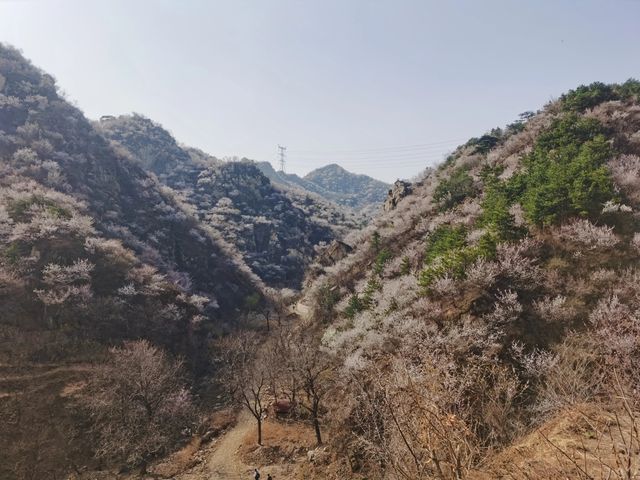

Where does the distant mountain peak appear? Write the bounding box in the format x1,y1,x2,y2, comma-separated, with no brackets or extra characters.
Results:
258,162,390,215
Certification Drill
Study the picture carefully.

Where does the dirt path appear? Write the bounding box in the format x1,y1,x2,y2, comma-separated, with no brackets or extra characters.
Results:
207,410,254,479
177,409,255,480
0,364,91,398
0,364,91,382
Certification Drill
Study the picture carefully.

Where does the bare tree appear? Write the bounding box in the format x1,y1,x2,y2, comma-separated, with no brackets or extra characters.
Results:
217,331,268,445
79,340,195,472
350,359,482,480
34,259,93,327
294,334,335,446
263,286,297,329
277,326,299,407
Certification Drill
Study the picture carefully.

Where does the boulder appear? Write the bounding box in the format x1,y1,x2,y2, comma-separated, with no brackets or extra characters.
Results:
318,240,353,266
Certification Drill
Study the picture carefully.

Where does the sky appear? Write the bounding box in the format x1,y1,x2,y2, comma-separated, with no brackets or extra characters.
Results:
0,0,639,182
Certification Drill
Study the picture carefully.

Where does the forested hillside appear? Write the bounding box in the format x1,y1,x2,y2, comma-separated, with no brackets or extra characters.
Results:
289,80,640,479
305,163,391,211
0,43,261,478
99,115,360,288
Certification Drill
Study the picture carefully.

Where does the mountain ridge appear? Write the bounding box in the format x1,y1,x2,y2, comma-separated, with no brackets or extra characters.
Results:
4,40,640,480
295,79,640,479
98,114,361,288
257,161,390,215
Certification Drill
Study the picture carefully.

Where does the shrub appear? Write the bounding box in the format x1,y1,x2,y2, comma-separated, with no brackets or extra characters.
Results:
465,258,501,289
418,225,496,290
495,240,542,288
589,294,640,396
557,219,619,250
430,274,459,296
434,167,476,211
483,289,522,329
561,82,617,112
532,333,605,415
609,154,640,205
372,248,391,278
615,78,640,100
80,340,195,470
424,225,467,264
533,295,576,322
511,114,616,226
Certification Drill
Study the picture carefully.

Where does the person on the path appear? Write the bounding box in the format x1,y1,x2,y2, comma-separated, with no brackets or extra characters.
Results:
254,468,261,480
267,475,273,480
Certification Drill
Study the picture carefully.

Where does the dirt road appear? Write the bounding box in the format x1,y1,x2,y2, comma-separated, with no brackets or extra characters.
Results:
207,410,254,479
177,410,255,480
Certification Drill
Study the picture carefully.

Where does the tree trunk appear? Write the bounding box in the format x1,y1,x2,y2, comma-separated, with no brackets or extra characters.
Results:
257,416,263,445
313,411,322,445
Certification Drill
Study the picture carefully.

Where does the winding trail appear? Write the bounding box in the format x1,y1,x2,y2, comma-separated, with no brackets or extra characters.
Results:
206,410,254,479
177,410,255,480
177,306,310,480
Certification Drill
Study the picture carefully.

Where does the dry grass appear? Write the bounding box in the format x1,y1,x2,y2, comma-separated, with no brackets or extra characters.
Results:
241,418,316,464
150,408,238,478
475,403,640,480
151,436,204,478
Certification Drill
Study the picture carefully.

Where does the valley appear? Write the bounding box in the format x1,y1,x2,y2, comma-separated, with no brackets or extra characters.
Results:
2,13,640,480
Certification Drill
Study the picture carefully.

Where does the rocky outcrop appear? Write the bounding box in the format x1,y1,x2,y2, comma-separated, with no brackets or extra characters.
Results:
318,240,354,266
384,180,412,211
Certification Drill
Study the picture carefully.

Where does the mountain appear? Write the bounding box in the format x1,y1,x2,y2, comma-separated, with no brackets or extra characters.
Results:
99,114,361,288
0,44,261,478
4,39,640,480
257,161,390,215
304,163,391,209
295,80,640,479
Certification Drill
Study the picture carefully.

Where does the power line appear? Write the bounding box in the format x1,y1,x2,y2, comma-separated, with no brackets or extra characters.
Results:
287,137,467,155
291,149,456,161
333,157,448,168
289,147,458,166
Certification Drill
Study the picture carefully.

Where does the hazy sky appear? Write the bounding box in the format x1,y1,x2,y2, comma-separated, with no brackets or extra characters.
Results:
1,0,639,182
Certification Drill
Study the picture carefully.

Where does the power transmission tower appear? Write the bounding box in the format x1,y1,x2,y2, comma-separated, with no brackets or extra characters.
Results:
277,144,287,172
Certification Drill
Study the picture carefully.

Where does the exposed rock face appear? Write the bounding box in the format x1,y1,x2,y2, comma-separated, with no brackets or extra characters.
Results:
384,180,412,211
318,240,354,266
252,221,273,253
